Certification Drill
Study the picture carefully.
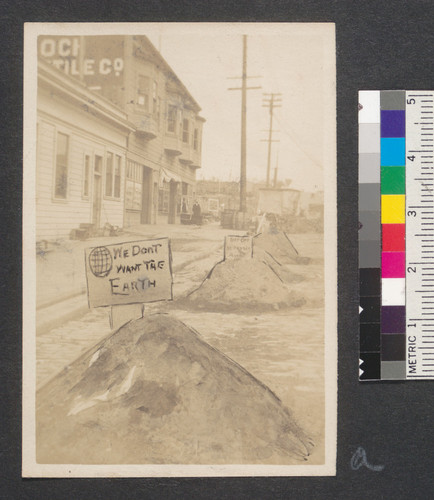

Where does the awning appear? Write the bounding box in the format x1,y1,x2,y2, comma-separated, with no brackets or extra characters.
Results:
159,168,182,188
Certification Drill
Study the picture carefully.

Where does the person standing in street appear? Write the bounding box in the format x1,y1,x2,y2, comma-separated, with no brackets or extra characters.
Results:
192,200,202,225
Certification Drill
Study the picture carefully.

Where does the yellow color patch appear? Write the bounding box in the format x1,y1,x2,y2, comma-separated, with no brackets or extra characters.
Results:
381,195,405,223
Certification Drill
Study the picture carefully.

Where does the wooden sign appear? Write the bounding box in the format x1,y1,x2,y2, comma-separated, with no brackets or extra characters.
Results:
85,238,172,308
224,235,253,260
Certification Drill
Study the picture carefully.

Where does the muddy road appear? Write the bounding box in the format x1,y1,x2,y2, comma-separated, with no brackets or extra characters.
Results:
36,232,325,463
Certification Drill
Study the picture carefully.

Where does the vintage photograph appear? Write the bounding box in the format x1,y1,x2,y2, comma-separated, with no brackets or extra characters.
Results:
23,23,336,477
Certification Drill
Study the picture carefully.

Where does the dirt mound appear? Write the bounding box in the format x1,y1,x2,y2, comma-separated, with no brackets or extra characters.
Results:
254,232,311,265
178,256,305,312
36,314,313,464
285,216,324,233
253,246,304,284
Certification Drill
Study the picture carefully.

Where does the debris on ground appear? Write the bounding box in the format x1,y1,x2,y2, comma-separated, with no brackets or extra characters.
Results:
36,313,313,464
69,222,123,240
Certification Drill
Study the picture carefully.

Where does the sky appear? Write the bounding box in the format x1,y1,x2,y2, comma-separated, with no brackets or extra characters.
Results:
32,23,335,192
145,24,335,191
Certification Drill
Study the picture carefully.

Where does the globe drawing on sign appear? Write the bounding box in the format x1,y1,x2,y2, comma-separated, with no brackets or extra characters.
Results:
89,246,113,278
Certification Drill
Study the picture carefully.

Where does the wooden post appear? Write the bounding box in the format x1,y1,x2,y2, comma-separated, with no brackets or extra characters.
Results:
110,303,145,330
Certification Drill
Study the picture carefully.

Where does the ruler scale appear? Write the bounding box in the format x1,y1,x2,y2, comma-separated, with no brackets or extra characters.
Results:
359,90,434,381
405,91,434,379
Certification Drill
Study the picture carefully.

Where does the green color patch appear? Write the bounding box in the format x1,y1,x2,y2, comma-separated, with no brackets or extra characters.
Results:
381,166,405,194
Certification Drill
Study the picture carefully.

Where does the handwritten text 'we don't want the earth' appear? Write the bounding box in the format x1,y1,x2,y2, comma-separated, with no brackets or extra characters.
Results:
110,243,167,296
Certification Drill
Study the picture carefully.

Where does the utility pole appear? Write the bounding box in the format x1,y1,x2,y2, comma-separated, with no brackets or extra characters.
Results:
228,35,261,213
262,93,282,187
273,150,279,188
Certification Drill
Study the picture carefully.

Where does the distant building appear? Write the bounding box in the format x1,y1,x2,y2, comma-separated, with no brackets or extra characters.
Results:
258,187,324,218
36,35,205,240
196,180,257,216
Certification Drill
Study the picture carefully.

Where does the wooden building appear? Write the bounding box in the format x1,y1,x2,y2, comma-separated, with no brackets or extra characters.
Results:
37,35,205,235
36,61,134,241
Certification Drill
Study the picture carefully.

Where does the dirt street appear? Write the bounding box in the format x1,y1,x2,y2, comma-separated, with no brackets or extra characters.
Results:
36,227,325,463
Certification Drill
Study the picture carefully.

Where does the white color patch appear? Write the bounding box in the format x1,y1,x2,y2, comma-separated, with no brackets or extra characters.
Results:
359,90,380,123
382,278,405,305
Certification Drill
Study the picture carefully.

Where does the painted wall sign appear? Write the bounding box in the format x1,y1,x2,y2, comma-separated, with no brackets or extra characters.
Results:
224,235,253,260
38,35,125,88
85,237,173,307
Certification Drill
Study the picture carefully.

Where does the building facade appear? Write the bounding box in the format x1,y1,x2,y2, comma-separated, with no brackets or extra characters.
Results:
36,35,205,240
36,61,134,241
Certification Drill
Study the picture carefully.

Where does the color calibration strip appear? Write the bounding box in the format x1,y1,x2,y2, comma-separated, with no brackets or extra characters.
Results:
359,90,434,381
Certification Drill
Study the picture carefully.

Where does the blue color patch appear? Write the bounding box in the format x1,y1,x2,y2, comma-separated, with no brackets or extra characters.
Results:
381,138,406,166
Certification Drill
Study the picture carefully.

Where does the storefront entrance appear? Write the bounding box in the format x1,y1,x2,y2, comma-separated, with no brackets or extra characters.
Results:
168,180,178,224
158,169,182,224
125,160,154,226
140,167,153,224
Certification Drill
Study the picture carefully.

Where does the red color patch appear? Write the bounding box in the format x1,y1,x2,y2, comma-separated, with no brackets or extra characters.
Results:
382,224,405,252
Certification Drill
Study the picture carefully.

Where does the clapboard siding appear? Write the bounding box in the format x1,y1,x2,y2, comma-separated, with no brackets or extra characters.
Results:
36,89,129,241
36,38,204,240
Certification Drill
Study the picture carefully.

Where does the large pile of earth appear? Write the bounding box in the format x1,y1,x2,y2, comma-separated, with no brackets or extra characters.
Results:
283,216,324,234
252,246,304,285
254,232,311,265
177,256,306,313
36,314,313,464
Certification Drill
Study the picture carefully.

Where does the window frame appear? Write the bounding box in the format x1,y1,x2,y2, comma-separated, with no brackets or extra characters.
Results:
125,160,143,211
114,154,122,199
137,74,150,111
152,80,158,116
167,104,177,134
82,152,91,199
104,151,122,201
158,180,170,213
105,152,114,198
53,130,69,201
182,118,189,144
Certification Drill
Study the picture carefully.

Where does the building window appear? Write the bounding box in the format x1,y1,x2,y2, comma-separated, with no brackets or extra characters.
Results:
95,155,102,174
182,118,189,143
83,154,90,197
55,132,68,199
125,160,143,211
105,152,113,197
105,153,122,199
137,75,150,110
114,155,121,198
152,80,158,115
193,128,199,150
167,105,177,133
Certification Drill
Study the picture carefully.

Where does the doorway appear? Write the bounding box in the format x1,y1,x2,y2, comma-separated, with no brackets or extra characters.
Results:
140,167,152,224
153,181,158,224
92,155,103,228
168,180,178,224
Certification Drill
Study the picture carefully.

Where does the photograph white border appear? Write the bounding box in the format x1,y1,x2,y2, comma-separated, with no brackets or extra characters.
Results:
22,22,337,477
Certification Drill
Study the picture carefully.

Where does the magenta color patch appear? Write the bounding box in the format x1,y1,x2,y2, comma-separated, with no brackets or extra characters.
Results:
382,252,405,278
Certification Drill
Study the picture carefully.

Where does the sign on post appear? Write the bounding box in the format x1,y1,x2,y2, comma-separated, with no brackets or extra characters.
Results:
85,238,173,308
224,235,253,260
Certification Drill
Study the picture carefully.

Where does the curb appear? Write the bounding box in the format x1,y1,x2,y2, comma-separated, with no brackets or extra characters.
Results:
36,294,89,335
